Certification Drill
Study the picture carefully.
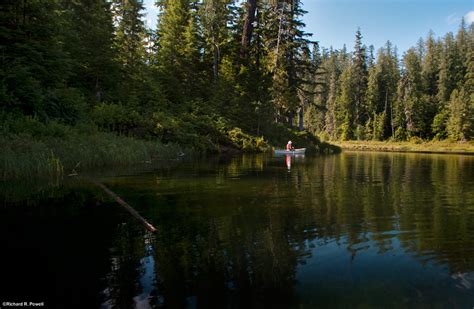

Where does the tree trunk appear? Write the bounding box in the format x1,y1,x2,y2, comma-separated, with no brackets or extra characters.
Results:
274,7,284,71
255,8,261,69
390,92,394,137
299,106,304,131
23,0,27,25
213,43,220,82
240,0,257,59
95,74,101,102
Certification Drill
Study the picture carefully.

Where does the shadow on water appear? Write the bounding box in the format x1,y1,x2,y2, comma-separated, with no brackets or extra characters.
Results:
1,152,474,308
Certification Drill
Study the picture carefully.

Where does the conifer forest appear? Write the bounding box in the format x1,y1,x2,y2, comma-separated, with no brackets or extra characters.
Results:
1,0,473,157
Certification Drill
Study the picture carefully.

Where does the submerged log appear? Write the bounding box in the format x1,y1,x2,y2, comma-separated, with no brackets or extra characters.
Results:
95,181,157,233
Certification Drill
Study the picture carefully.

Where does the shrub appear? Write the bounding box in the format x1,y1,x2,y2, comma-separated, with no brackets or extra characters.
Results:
45,88,87,125
91,103,144,134
409,136,424,144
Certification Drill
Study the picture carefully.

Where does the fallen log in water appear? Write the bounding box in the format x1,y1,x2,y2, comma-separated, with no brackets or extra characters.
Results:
94,181,157,233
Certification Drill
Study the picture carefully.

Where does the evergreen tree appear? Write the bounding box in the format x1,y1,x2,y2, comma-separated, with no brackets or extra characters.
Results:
201,0,234,82
464,23,474,94
338,66,355,140
154,0,196,105
383,41,400,138
112,0,148,103
422,31,440,97
420,31,442,138
0,0,74,119
397,48,429,138
367,45,375,68
365,44,399,140
366,52,382,139
437,32,459,105
268,0,312,126
64,0,118,103
304,42,327,136
336,29,368,140
352,29,368,128
446,23,474,141
325,70,339,139
321,50,343,139
447,88,473,141
455,18,468,88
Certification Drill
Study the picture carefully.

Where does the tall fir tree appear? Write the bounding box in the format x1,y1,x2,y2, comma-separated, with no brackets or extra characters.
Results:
201,0,234,82
352,29,368,128
154,0,195,105
396,48,429,138
422,31,440,97
64,0,118,103
365,42,399,140
337,29,368,140
447,88,473,141
437,32,459,105
112,0,148,104
337,66,354,140
0,0,74,119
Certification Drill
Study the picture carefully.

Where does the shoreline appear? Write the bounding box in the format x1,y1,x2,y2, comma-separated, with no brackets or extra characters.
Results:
332,141,474,155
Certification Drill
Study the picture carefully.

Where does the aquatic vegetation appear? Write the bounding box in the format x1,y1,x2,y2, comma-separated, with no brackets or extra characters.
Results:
0,117,185,180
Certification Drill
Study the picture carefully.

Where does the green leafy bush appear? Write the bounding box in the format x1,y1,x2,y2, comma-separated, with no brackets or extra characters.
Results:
228,127,269,152
91,103,144,134
45,88,87,124
409,136,424,144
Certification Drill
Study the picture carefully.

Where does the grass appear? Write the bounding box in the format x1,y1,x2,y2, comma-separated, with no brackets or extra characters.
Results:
332,140,474,155
0,118,189,181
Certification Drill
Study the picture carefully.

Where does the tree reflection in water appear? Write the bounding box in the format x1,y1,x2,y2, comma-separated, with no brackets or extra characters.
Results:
1,153,474,308
99,153,474,308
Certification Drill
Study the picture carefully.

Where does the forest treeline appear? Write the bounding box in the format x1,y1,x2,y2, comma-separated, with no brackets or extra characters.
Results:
306,22,474,142
1,0,323,153
1,0,473,155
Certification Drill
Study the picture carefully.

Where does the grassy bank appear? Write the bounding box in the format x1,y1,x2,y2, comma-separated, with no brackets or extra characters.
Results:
1,117,188,180
333,140,474,155
0,115,340,181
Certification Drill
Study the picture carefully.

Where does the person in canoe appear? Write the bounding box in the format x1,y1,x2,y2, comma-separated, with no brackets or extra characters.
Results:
286,140,294,151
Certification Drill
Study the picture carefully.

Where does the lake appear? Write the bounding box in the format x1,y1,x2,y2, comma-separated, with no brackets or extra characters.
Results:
1,152,474,308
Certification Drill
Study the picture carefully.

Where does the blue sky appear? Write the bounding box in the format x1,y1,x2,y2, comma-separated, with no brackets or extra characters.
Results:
301,0,473,53
143,0,474,53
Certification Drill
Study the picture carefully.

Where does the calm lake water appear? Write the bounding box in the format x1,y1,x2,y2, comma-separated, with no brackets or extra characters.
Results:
1,152,474,308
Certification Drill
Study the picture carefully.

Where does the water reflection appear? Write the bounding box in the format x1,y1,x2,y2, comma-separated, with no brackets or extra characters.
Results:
283,154,306,170
2,152,474,307
100,152,474,308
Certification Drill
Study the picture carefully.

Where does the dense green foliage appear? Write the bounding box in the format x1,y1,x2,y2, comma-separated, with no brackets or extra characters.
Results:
1,0,327,156
305,21,474,142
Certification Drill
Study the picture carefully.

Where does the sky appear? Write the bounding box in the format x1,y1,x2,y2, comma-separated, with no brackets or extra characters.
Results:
143,0,474,54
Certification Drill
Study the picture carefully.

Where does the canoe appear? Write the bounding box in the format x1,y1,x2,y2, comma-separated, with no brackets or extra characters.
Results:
274,148,306,155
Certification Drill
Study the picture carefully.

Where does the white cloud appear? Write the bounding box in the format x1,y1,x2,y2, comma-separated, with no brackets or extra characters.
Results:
446,13,460,25
465,11,474,24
